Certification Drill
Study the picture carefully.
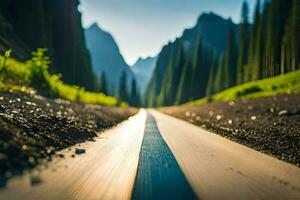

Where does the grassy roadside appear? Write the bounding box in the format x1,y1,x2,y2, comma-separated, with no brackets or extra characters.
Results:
0,49,124,107
0,90,137,185
161,70,300,166
189,70,300,106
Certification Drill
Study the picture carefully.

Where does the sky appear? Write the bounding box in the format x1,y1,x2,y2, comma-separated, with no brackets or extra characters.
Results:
80,0,257,65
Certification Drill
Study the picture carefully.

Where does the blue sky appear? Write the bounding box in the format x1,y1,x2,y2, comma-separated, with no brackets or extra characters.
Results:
80,0,256,65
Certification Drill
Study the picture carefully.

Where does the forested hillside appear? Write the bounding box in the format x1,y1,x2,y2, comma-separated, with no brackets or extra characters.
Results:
146,13,238,107
207,0,299,96
85,23,135,95
0,0,95,91
131,56,157,96
146,0,300,107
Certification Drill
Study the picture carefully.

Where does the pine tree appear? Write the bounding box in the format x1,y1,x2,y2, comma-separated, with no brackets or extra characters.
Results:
157,50,174,106
237,0,250,84
292,0,300,70
169,42,185,105
99,72,108,94
202,48,213,94
191,35,203,99
265,0,292,77
258,1,271,79
214,52,225,93
118,71,128,103
224,21,238,88
253,0,267,79
130,78,140,107
206,49,217,97
176,51,192,104
247,0,261,81
283,0,300,72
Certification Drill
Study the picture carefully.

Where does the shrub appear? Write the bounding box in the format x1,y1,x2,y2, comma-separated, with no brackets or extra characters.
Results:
0,49,123,106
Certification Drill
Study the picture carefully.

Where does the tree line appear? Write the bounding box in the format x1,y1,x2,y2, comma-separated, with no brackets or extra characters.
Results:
0,0,96,91
147,0,299,107
208,0,299,97
99,71,141,107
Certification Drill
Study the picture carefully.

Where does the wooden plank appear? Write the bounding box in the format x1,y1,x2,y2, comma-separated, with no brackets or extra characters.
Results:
0,110,147,200
151,110,300,200
132,113,197,200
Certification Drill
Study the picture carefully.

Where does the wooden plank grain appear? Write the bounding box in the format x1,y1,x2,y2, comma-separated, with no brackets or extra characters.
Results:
0,110,147,200
132,113,197,200
151,110,300,200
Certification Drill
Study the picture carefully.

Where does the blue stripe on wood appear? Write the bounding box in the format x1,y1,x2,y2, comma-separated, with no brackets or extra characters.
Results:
132,113,198,200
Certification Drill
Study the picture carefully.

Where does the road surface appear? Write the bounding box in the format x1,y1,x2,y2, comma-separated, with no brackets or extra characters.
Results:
0,109,300,200
150,110,300,200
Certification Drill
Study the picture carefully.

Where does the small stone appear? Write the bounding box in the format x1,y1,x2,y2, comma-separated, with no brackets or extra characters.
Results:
57,154,64,158
28,157,35,164
46,147,54,154
228,101,235,106
278,110,288,116
75,148,86,155
185,111,190,117
0,153,7,163
216,115,222,120
228,120,233,124
11,110,19,114
0,105,6,113
31,175,43,186
251,116,257,120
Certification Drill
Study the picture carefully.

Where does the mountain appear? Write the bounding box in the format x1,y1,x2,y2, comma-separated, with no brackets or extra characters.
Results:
181,12,239,55
131,56,157,95
85,23,134,95
145,12,238,107
0,0,95,90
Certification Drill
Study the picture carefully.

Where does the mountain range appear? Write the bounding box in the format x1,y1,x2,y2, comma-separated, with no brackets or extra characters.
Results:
145,12,238,106
85,23,134,95
131,56,157,95
85,12,237,102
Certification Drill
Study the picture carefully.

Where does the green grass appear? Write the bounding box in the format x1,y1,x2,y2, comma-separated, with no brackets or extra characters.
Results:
0,49,124,107
189,70,300,106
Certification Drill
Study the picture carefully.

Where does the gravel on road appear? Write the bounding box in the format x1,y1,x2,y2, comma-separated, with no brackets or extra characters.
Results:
160,94,300,167
0,90,137,186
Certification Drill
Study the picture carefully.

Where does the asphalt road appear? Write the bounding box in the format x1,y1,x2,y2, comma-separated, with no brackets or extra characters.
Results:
0,109,300,200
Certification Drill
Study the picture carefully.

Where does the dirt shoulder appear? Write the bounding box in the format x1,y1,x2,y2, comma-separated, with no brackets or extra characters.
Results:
0,90,137,186
159,94,300,167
